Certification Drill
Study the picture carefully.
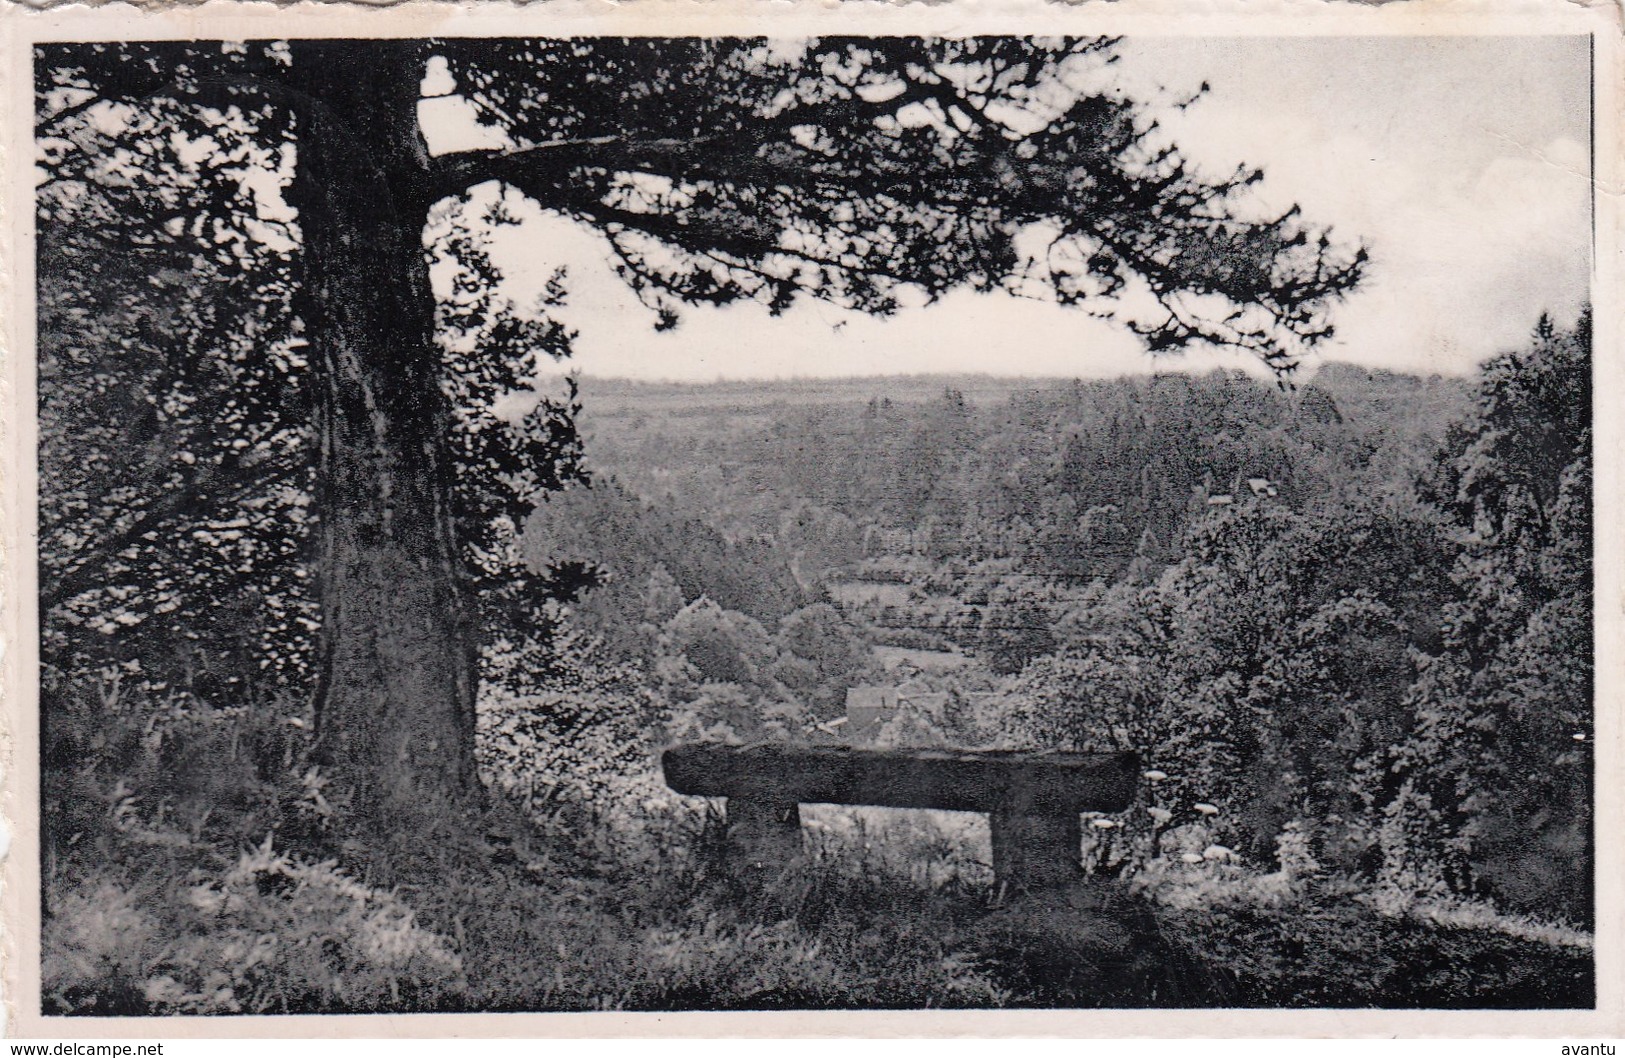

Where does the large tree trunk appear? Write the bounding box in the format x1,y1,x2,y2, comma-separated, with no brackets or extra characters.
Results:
284,42,479,812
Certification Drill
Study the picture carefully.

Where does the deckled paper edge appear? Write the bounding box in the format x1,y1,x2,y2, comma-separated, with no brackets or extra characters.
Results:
2,0,1621,1039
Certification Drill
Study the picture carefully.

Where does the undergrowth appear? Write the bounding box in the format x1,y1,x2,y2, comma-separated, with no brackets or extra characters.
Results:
41,684,1595,1014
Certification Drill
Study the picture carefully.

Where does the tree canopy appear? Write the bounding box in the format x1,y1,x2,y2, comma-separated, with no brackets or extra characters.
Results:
37,36,1366,810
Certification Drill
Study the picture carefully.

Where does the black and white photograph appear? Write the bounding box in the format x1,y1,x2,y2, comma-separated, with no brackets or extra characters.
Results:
2,0,1619,1036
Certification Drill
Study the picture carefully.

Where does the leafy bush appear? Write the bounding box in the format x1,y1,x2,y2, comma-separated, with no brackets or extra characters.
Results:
1006,318,1592,926
477,616,662,813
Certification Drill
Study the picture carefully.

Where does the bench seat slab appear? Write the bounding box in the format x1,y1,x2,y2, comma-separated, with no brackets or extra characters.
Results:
665,742,1139,891
664,742,1138,815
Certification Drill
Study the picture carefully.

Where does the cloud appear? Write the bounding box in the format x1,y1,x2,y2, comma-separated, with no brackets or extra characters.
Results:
1304,136,1590,373
472,40,1591,382
1138,43,1592,376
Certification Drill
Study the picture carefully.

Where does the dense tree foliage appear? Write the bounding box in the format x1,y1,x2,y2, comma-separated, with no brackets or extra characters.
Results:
1397,312,1593,920
37,85,311,697
1000,317,1591,919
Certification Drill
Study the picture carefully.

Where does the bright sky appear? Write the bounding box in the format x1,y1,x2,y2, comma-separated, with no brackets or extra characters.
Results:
422,36,1593,383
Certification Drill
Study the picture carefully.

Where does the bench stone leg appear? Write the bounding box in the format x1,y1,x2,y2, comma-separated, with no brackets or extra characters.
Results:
725,796,803,873
990,810,1081,891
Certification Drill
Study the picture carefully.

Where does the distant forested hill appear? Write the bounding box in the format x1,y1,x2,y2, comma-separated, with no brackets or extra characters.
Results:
540,365,1471,612
522,362,1476,755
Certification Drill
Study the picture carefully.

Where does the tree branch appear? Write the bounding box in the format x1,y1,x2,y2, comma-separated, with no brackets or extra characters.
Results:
41,450,295,614
431,134,733,204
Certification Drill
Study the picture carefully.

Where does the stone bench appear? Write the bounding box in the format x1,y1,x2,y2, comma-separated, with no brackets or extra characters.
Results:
661,742,1139,891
